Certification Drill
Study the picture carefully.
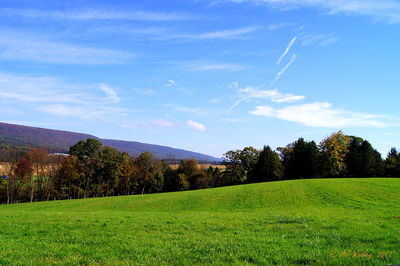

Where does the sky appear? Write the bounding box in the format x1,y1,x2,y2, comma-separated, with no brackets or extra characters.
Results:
1,0,400,158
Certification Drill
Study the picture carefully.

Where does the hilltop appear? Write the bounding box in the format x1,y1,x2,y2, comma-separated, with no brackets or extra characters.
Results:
0,178,399,265
0,122,221,161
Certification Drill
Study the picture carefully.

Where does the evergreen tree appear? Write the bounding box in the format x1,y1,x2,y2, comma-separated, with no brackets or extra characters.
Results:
279,138,320,179
384,148,400,177
249,146,283,182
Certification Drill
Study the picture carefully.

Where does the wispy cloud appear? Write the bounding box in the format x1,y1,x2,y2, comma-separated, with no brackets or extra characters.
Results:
272,54,297,84
301,34,338,46
0,8,195,21
0,72,130,121
229,86,305,112
277,36,297,65
186,120,207,132
267,23,296,30
180,26,260,40
173,107,206,116
220,0,400,23
136,119,175,128
99,84,120,103
166,80,176,87
0,30,135,64
249,102,386,128
152,120,175,127
228,82,240,89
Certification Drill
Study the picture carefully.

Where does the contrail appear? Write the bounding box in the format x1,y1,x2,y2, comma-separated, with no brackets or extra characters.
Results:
272,54,297,84
277,36,297,65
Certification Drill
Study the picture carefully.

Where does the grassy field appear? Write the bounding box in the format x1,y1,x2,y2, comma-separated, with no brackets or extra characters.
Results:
0,178,399,265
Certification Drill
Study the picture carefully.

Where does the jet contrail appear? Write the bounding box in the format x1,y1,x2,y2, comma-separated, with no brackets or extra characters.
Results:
277,36,297,65
272,54,297,84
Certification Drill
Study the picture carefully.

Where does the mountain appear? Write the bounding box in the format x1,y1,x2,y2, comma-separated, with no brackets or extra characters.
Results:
0,122,221,162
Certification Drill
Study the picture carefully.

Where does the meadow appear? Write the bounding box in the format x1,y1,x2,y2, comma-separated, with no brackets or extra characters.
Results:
0,178,399,265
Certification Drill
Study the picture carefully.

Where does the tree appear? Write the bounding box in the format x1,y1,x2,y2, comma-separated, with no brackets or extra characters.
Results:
26,148,48,202
279,138,320,179
346,137,384,177
384,148,400,177
222,147,260,185
69,139,102,198
117,153,136,195
358,141,383,177
249,146,283,183
99,146,125,197
178,159,200,189
133,152,165,194
319,131,350,177
54,156,81,199
69,138,102,160
8,158,33,203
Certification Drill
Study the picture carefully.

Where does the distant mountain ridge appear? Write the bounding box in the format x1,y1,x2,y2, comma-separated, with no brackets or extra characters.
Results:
0,122,221,162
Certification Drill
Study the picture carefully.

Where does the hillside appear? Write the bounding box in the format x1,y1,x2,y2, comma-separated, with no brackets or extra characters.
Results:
0,178,399,265
0,122,220,161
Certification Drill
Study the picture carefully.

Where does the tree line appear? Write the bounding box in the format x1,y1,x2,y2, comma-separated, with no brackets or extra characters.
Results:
1,131,400,204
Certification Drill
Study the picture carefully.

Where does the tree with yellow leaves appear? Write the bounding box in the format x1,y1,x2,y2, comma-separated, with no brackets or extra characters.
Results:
319,131,350,177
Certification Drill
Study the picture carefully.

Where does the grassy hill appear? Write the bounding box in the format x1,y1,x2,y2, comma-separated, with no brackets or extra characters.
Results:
0,178,399,265
0,122,221,161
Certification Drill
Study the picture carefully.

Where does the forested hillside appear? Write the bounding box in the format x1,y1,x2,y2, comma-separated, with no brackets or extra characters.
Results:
0,122,220,161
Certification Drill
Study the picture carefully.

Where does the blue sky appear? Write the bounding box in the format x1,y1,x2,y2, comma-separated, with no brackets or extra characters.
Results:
1,0,400,157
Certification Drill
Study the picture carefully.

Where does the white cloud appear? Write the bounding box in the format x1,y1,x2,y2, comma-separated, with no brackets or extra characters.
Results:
0,72,130,121
229,86,305,112
228,82,239,89
173,107,206,116
152,120,174,127
166,80,176,87
301,34,338,46
240,87,305,103
267,23,296,30
99,84,120,103
221,0,400,23
136,119,175,128
0,30,135,64
0,8,195,21
249,102,386,128
0,72,87,104
277,36,297,65
272,54,297,84
183,26,260,39
36,104,99,119
186,120,207,132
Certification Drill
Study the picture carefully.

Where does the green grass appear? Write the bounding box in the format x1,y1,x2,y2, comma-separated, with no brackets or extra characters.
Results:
0,178,399,265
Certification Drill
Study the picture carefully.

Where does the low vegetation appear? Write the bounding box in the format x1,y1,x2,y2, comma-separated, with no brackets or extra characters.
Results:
0,178,399,264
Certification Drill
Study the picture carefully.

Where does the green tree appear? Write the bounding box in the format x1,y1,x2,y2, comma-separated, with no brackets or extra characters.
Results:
99,146,125,197
69,139,102,198
222,147,260,185
249,146,283,182
279,138,320,179
384,148,400,177
69,138,102,160
346,137,383,177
